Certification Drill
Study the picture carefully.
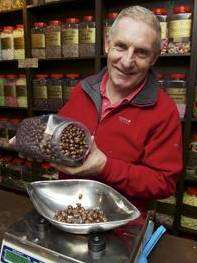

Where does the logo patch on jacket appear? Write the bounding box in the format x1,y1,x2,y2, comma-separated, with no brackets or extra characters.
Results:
118,116,131,125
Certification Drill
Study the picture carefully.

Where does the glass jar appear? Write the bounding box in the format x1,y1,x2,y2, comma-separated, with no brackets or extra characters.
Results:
1,26,14,60
48,74,63,111
4,74,17,107
152,8,168,54
0,26,3,60
168,5,192,54
1,0,12,11
11,0,25,9
62,17,79,58
33,74,48,110
193,89,197,118
183,187,197,207
31,22,46,59
62,73,79,103
13,24,25,59
16,74,27,108
156,72,166,89
103,12,118,54
0,74,5,106
45,20,61,58
79,15,96,57
166,73,187,118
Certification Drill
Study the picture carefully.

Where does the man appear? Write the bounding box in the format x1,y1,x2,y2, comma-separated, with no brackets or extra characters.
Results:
53,6,183,214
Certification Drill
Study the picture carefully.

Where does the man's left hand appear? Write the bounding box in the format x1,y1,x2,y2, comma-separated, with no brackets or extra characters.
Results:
51,138,107,176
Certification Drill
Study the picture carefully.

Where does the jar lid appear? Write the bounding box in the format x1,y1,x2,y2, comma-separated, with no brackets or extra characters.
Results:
66,73,80,79
156,72,164,80
107,12,118,20
83,16,94,22
173,5,191,14
35,74,48,79
152,7,167,15
171,73,186,80
15,24,24,29
6,74,18,79
51,73,64,79
19,74,26,78
65,18,80,24
186,187,197,196
48,20,61,26
4,26,14,31
33,22,46,27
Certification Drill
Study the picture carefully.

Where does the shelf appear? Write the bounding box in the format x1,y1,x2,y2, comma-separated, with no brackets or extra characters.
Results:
182,204,197,218
0,8,23,15
27,0,83,9
192,118,197,122
38,57,95,62
0,106,27,110
179,226,197,236
0,59,18,64
185,176,197,183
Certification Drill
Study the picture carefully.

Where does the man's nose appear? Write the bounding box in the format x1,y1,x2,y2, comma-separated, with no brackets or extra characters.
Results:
121,46,135,68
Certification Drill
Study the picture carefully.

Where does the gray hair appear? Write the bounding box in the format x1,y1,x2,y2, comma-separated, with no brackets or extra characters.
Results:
109,6,161,51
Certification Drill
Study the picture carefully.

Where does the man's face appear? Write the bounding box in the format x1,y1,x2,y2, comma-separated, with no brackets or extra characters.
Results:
106,17,159,92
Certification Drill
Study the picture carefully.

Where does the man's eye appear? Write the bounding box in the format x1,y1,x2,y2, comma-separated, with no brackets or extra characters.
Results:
114,44,127,51
135,49,149,58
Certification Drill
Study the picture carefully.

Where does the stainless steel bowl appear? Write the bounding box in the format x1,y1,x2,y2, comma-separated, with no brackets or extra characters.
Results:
27,179,140,234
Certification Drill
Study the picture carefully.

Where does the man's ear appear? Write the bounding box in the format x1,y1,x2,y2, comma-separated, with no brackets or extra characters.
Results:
150,50,160,66
104,37,110,54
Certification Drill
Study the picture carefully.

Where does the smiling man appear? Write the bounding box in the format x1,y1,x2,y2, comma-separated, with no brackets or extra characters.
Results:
56,6,183,216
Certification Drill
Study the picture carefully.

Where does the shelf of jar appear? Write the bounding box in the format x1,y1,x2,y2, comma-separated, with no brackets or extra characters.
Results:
179,226,197,236
182,204,197,218
185,176,197,183
100,53,191,59
27,0,82,9
38,57,95,62
0,8,23,15
0,59,18,63
0,106,27,110
192,118,197,122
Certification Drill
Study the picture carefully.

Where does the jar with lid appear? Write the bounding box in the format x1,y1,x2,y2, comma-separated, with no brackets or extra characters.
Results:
4,74,17,107
33,74,49,110
193,89,197,118
48,74,63,111
16,74,27,108
103,12,118,54
79,16,96,57
183,187,197,207
166,73,187,118
62,18,80,58
62,73,79,103
1,26,14,60
168,5,192,54
13,24,25,59
0,74,5,106
11,0,25,9
0,26,3,60
45,20,61,58
190,131,197,153
156,72,166,89
31,22,46,59
152,8,168,54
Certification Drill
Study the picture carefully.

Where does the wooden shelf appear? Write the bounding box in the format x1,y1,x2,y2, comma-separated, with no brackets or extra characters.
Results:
185,176,197,183
0,106,27,110
27,0,83,9
179,227,197,236
0,8,23,15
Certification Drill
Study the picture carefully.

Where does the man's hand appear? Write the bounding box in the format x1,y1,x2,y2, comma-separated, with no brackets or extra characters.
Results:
51,137,107,176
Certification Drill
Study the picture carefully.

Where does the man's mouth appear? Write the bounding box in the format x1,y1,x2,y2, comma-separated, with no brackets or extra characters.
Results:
115,67,136,76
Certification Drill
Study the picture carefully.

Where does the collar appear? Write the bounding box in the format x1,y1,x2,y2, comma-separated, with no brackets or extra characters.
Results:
81,67,158,112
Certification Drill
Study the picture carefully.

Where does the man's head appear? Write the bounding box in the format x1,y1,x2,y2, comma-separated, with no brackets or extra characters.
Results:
105,6,161,94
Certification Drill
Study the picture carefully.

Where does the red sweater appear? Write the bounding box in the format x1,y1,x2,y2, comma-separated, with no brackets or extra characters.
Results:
58,68,183,212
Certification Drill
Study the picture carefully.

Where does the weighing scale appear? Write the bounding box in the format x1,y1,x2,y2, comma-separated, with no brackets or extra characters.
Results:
0,210,150,263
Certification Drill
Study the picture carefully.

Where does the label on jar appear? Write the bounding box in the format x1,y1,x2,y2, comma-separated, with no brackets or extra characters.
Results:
166,88,186,95
62,29,78,44
33,85,47,99
48,85,62,98
45,32,61,47
31,33,45,48
0,86,4,96
160,22,167,39
4,86,16,97
79,28,95,44
1,37,12,49
169,19,191,39
16,85,27,97
14,37,24,49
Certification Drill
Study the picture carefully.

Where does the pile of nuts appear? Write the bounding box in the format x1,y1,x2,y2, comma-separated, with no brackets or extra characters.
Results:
59,123,89,161
54,203,108,224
